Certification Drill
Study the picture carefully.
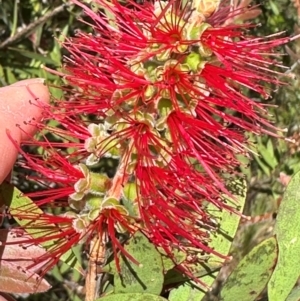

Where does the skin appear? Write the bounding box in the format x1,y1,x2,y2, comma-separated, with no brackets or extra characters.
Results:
0,78,50,183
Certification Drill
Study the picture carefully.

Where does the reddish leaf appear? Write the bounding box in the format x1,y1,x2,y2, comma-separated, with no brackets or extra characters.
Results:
0,229,51,293
0,229,48,272
0,260,51,293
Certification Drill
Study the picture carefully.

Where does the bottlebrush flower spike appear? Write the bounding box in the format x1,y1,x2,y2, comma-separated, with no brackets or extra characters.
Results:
6,0,298,283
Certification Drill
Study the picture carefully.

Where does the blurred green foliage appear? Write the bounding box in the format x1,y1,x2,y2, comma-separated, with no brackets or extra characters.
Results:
1,0,300,300
0,1,87,300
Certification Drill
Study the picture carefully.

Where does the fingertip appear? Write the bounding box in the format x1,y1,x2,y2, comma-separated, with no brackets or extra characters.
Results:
0,129,20,184
20,81,50,138
0,79,50,183
9,78,45,87
1,79,50,139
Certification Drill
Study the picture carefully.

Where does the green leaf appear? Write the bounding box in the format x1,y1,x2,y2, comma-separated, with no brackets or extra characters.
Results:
256,138,278,170
8,48,59,66
169,180,247,301
253,154,270,176
10,0,18,36
268,170,300,301
96,293,168,301
168,284,204,301
164,260,221,287
286,286,300,301
50,24,69,64
0,182,83,274
106,231,164,295
5,67,17,84
269,0,280,15
220,236,278,301
160,248,186,272
199,181,246,290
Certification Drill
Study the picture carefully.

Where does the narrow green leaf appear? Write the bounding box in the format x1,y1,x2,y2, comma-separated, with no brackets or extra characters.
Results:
268,170,300,301
253,154,271,176
0,182,83,274
269,0,280,15
5,67,17,84
266,139,277,168
221,236,278,301
50,24,69,64
106,231,164,295
11,0,18,36
51,265,64,282
97,293,168,301
8,47,59,66
257,139,277,170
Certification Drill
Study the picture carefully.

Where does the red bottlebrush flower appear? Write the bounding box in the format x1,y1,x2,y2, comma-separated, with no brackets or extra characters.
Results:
7,0,298,282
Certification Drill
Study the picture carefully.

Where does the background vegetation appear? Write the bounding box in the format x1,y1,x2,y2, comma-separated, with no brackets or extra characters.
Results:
1,0,300,300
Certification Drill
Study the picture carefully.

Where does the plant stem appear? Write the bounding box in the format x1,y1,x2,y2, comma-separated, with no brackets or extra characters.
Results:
85,234,107,301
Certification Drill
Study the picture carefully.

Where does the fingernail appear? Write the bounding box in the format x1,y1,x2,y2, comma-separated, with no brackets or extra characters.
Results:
9,78,45,87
